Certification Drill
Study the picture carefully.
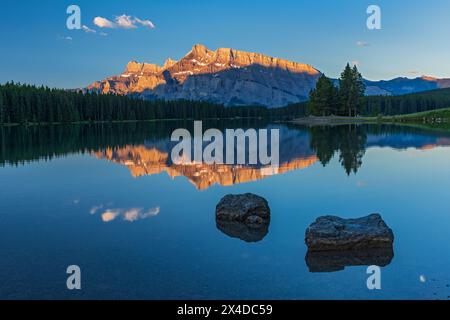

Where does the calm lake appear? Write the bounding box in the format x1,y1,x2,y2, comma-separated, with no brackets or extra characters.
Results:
1,121,450,299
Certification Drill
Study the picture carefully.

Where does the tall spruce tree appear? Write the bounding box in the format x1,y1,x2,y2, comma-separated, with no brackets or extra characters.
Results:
351,65,365,116
339,63,354,116
308,74,338,116
0,89,4,124
338,63,365,117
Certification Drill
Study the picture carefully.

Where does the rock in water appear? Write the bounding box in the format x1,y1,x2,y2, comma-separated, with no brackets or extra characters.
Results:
215,193,270,242
305,214,394,252
216,193,270,224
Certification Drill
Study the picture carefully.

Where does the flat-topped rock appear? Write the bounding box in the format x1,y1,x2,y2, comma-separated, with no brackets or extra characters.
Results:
215,193,270,224
215,193,270,242
305,214,394,252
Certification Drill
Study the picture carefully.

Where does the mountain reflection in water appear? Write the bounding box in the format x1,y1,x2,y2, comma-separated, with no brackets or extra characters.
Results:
1,121,450,190
93,123,450,189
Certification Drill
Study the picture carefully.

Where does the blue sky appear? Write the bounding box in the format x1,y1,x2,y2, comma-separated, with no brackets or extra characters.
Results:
1,0,450,88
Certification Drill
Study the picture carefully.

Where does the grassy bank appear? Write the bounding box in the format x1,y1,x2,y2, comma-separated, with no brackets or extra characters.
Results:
291,107,450,126
290,116,378,126
376,107,450,122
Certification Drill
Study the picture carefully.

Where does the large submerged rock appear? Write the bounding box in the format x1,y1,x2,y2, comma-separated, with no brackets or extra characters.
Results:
305,214,394,252
215,193,270,242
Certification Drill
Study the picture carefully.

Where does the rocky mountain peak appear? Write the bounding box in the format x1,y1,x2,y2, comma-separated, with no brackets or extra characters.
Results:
163,58,177,69
125,61,143,74
190,44,213,58
87,44,325,107
125,61,161,75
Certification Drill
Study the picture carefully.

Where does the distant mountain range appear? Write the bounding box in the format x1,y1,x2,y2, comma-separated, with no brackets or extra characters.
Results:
85,44,450,108
364,76,450,96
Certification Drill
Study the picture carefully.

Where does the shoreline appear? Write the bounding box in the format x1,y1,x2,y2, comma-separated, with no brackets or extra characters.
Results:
289,116,379,126
0,116,267,127
289,115,450,127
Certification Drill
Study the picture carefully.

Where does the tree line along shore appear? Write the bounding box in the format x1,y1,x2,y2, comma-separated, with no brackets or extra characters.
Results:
2,74,450,125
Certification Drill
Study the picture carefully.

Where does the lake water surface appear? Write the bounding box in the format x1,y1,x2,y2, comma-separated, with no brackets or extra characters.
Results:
1,121,450,299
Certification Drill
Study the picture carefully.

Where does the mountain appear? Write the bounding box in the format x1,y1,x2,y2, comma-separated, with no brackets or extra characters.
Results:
86,44,450,108
366,76,450,96
86,44,321,108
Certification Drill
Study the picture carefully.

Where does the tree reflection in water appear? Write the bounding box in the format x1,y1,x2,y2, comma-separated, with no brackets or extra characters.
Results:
309,124,367,175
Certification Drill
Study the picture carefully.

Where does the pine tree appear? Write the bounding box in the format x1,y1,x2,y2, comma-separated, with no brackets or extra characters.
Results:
0,89,4,124
338,63,365,117
351,65,365,116
308,74,338,116
339,63,354,116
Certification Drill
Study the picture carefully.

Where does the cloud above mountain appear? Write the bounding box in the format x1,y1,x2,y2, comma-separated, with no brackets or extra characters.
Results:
356,41,370,47
81,25,96,33
134,17,155,28
93,17,115,28
58,35,73,41
93,15,155,29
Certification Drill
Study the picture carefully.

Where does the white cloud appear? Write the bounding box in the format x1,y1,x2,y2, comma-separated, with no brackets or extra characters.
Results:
101,209,121,222
90,205,104,215
141,207,160,218
356,41,370,47
58,35,73,42
94,14,156,30
94,206,160,222
134,17,155,29
123,207,160,222
81,25,96,33
115,15,137,29
94,16,115,28
123,208,142,222
351,60,360,67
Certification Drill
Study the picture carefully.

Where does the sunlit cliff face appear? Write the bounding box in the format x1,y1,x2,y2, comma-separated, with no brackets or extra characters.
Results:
86,44,321,107
93,145,318,190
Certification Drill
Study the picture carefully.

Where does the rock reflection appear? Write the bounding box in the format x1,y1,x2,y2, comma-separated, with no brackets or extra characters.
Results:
305,247,394,273
216,220,269,243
